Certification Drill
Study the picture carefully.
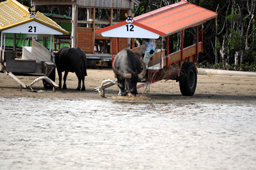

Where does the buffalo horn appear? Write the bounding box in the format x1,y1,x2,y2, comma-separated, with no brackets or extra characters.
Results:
112,58,132,79
138,60,146,79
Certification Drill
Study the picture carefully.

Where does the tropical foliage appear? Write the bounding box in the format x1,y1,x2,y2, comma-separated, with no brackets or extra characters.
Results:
134,0,256,70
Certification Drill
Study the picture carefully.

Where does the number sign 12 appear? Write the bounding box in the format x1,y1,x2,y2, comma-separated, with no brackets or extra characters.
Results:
28,26,37,33
126,24,134,32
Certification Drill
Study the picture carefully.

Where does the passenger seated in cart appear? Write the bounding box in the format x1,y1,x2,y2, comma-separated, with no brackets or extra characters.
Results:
140,39,156,69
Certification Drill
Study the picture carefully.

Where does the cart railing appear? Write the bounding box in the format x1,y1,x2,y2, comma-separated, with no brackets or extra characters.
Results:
163,42,202,67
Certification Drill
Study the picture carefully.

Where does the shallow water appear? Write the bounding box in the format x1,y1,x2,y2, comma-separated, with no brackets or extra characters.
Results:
0,97,256,170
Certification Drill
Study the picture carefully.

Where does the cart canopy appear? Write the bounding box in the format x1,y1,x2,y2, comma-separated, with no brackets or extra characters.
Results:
0,0,68,35
95,0,217,38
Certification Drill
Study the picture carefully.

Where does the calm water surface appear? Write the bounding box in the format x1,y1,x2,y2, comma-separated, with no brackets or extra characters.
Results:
0,97,256,170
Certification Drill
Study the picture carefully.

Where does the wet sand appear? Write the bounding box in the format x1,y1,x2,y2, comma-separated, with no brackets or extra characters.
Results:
0,69,256,104
1,98,256,170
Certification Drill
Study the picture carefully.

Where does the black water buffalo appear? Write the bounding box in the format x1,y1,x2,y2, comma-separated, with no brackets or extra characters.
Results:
55,47,87,91
112,49,146,96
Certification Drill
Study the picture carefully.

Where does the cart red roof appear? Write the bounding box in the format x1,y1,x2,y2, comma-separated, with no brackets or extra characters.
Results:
95,0,217,38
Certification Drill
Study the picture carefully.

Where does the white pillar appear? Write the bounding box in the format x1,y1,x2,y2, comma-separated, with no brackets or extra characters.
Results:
71,3,77,48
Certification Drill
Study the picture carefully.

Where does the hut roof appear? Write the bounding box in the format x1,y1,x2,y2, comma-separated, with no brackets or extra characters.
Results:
0,0,68,34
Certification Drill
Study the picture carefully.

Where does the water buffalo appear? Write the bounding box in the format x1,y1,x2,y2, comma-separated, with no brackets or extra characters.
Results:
55,47,87,91
112,49,146,96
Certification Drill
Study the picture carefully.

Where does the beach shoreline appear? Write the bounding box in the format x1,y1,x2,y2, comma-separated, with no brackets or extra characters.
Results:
1,69,256,104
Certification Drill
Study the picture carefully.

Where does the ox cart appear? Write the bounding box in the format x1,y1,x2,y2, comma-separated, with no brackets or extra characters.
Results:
0,0,68,91
95,0,217,97
0,39,57,91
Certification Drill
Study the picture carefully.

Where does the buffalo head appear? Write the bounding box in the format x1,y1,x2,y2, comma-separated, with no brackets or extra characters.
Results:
112,49,146,96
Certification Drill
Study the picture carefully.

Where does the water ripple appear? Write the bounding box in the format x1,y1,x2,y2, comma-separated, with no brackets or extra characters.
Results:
0,97,256,170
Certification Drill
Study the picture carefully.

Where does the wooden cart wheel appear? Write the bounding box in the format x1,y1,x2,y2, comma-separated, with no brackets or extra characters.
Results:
43,68,56,89
179,62,197,96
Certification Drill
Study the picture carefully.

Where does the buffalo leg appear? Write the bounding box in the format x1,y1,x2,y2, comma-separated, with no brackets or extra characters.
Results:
81,76,86,91
80,64,86,91
63,71,68,89
74,70,82,91
58,70,62,89
117,78,127,96
130,83,138,96
128,84,137,97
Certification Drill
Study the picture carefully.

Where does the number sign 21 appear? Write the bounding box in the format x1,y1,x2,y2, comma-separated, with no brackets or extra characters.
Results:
28,26,36,33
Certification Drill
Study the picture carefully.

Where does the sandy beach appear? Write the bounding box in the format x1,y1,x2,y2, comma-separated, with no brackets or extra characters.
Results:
0,69,256,104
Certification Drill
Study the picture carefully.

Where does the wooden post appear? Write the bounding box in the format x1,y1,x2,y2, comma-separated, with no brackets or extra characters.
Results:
110,9,113,54
93,8,96,53
181,30,184,60
116,37,119,54
111,37,114,65
160,37,163,69
167,36,169,69
202,24,204,52
110,9,113,26
196,25,199,62
71,3,77,48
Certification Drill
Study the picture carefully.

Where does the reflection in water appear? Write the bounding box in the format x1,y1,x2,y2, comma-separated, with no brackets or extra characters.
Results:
0,97,256,169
